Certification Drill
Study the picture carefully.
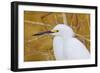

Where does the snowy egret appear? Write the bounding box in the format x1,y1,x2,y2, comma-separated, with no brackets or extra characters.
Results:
33,24,90,60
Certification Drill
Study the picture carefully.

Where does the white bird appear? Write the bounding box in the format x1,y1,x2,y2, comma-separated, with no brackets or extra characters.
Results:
33,24,90,60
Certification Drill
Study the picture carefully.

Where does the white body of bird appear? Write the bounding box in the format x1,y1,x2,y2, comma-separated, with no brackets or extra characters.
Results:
52,24,90,60
33,24,90,60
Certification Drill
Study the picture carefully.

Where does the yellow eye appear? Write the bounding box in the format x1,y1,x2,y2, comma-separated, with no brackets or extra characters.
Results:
51,30,59,33
56,30,59,32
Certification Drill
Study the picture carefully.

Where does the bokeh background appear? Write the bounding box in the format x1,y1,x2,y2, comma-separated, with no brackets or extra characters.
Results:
24,11,90,61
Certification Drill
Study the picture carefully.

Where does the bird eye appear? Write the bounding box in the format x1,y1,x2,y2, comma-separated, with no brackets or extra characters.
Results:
56,30,59,32
51,30,59,33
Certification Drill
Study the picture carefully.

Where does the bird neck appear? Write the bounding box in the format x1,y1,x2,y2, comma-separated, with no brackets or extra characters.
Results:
61,30,75,40
61,35,74,41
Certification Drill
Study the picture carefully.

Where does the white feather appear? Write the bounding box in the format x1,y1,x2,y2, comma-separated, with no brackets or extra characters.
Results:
53,36,65,60
52,24,90,60
64,38,90,59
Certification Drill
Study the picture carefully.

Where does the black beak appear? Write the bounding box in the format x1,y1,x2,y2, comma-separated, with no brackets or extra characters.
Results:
32,31,53,36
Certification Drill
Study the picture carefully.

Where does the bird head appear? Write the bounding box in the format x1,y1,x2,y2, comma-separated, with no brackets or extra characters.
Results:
32,24,75,38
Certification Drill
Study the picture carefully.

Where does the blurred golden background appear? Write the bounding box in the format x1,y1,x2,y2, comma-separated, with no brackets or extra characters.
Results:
24,11,90,61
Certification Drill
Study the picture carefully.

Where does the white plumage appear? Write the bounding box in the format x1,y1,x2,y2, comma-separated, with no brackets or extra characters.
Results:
33,24,90,60
52,24,90,60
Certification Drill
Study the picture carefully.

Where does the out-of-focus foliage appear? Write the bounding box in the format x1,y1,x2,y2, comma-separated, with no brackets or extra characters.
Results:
24,11,90,61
